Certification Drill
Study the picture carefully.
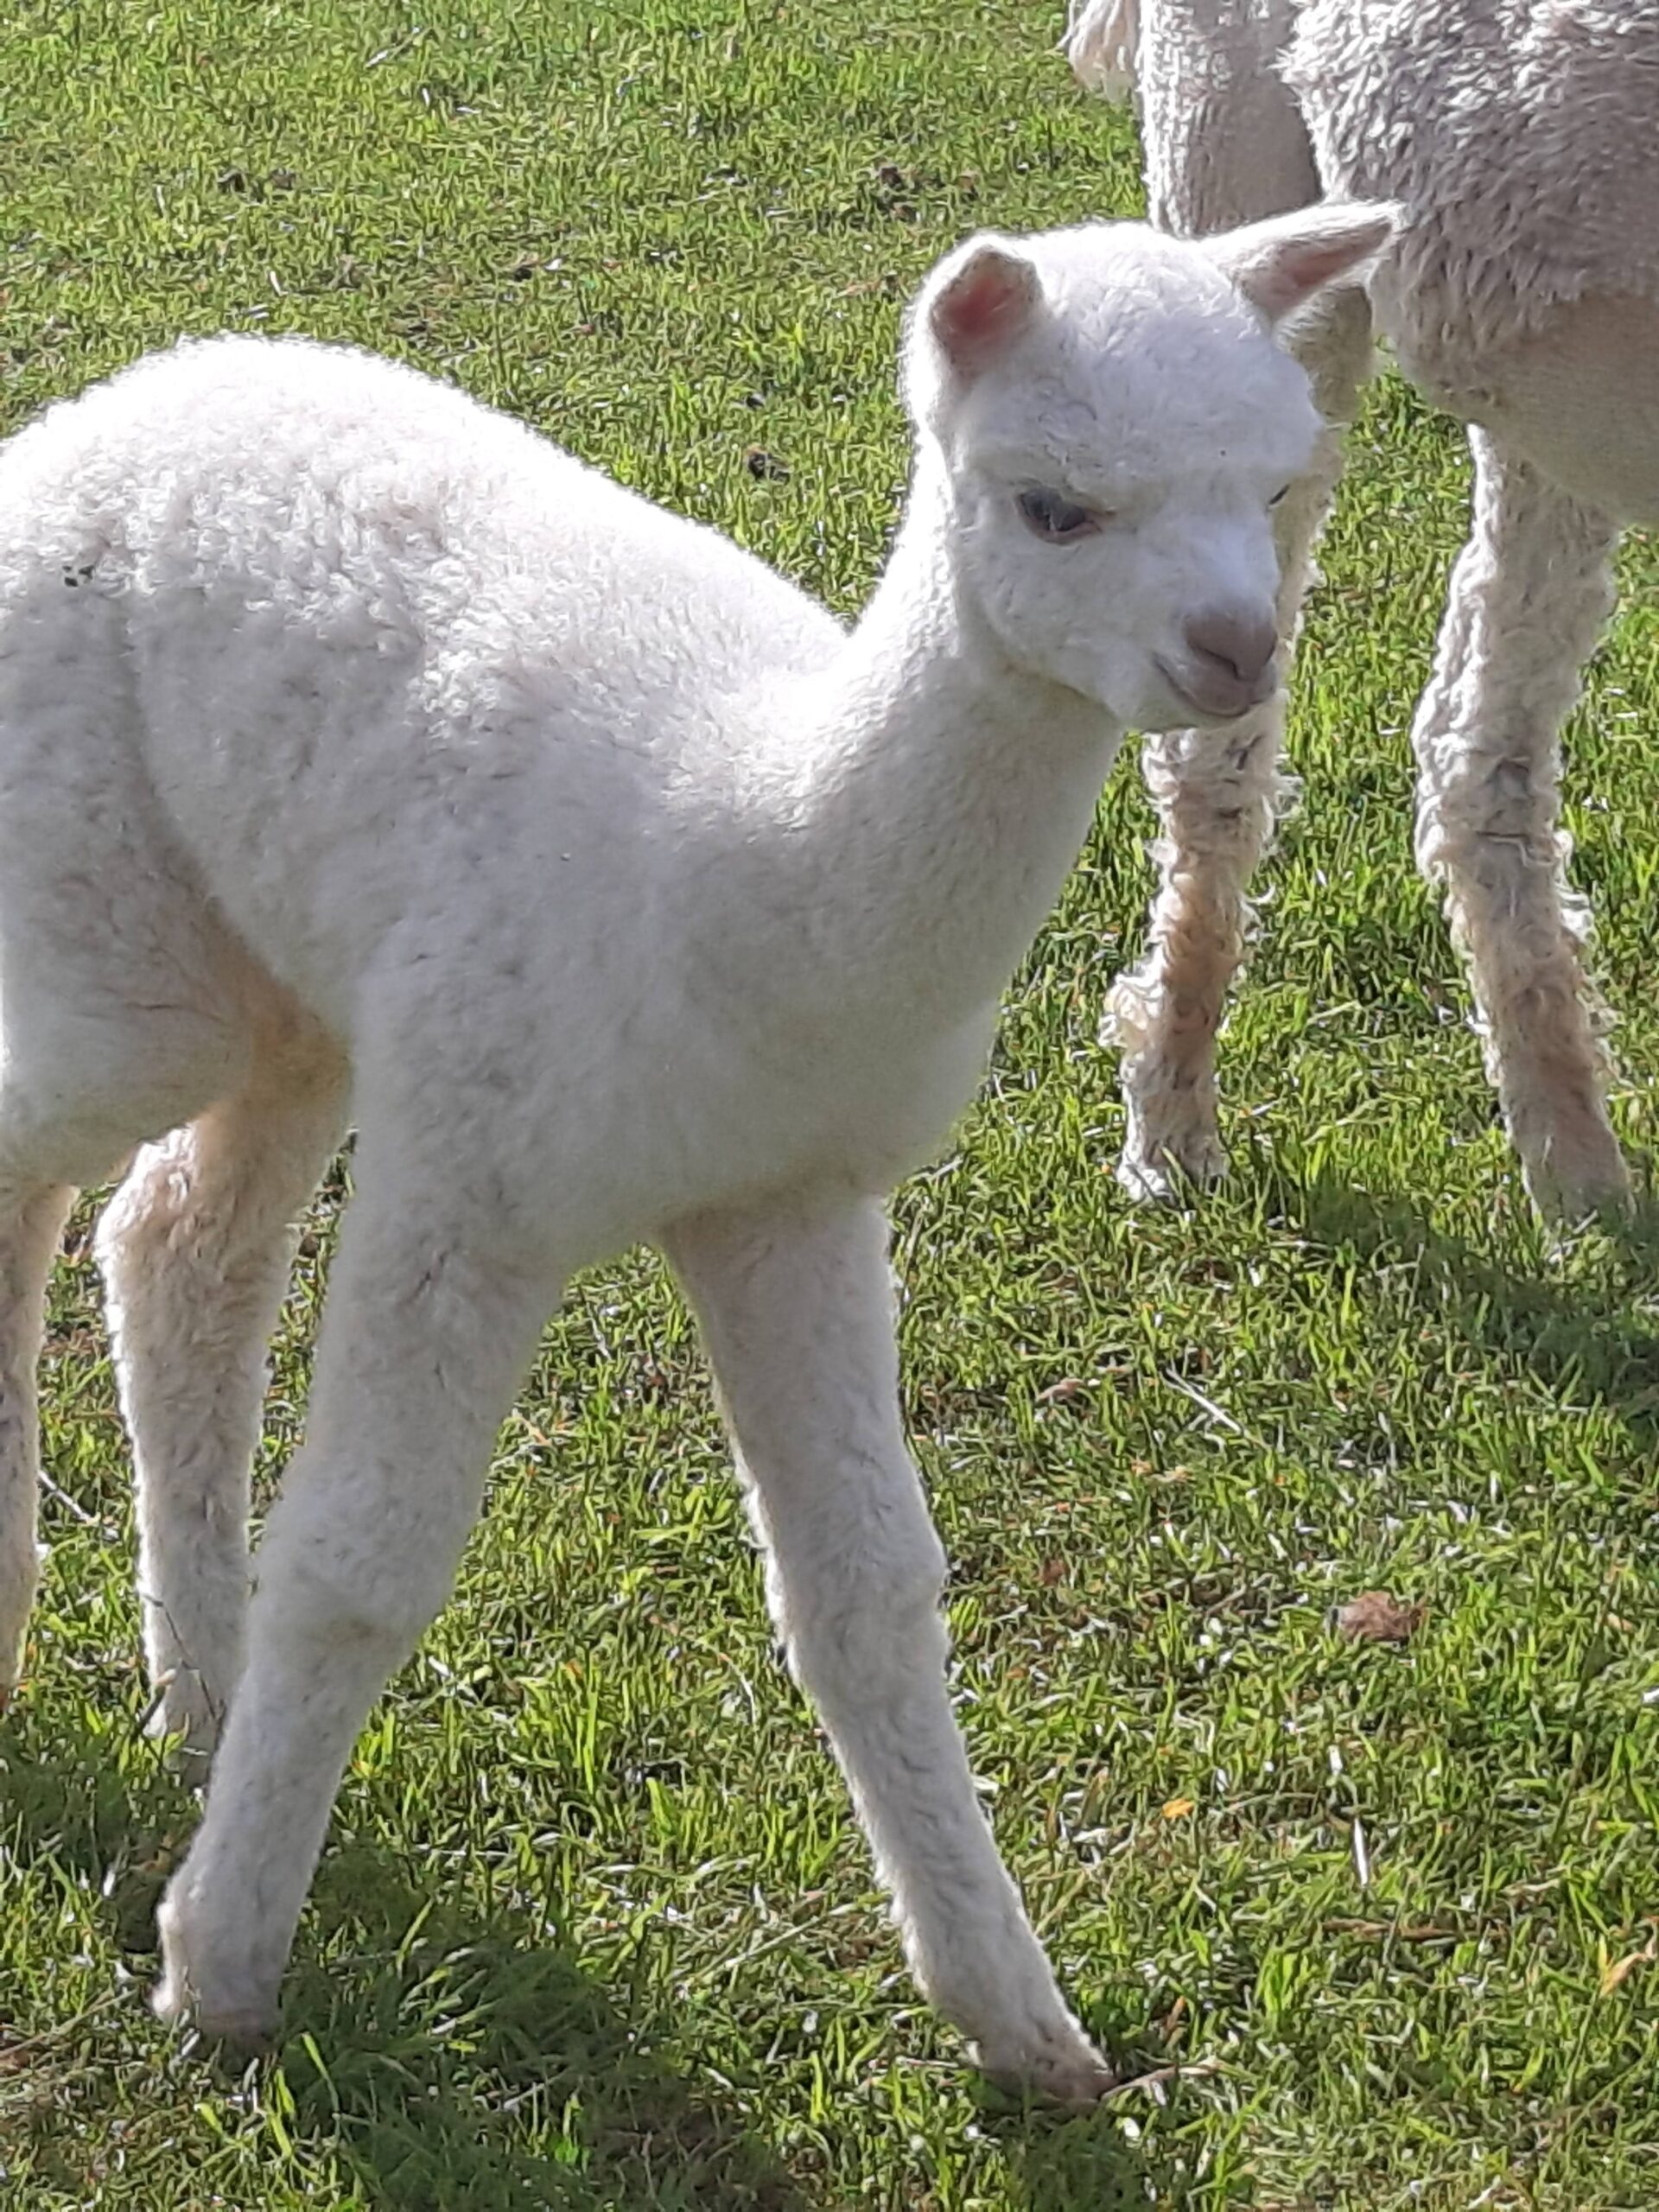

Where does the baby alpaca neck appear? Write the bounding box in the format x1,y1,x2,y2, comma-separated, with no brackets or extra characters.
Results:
743,452,1122,1036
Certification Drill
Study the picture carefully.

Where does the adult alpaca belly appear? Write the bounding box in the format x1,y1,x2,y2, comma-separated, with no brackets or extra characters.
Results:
1287,0,1659,392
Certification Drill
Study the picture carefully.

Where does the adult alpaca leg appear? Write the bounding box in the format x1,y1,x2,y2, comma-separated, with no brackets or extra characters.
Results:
1412,429,1628,1220
0,1176,77,1704
96,1015,348,1769
1101,0,1375,1193
1109,289,1370,1193
666,1195,1111,2105
154,1141,556,2040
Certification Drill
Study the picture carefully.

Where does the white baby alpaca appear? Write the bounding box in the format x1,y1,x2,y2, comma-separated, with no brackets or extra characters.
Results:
0,202,1389,2098
1068,0,1659,1220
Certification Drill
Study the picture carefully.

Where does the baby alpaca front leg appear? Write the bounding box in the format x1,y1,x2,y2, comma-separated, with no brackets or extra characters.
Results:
666,1195,1110,2105
153,1174,556,2042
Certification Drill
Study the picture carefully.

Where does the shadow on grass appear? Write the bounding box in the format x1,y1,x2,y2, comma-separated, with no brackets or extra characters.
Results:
1295,1170,1659,1446
977,2075,1173,2212
273,1845,821,2212
4,1714,1162,2209
2,1716,814,2209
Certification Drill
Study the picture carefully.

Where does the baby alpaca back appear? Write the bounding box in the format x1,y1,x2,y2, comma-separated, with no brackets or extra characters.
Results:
3,334,838,722
0,336,842,1043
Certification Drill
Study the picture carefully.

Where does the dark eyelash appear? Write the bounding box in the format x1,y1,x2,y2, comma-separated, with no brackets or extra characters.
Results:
1017,487,1101,542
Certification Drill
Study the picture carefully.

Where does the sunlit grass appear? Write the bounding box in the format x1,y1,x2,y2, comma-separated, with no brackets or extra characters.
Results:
3,3,1657,2205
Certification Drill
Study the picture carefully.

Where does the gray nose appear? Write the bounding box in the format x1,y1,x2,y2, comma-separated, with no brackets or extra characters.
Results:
1183,608,1279,690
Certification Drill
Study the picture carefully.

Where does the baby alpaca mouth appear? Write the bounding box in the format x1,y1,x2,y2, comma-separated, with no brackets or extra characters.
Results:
1154,654,1275,724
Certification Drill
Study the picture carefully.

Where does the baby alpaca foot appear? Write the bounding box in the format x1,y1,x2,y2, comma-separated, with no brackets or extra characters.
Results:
972,2006,1116,2108
152,1882,282,2050
921,1933,1114,2107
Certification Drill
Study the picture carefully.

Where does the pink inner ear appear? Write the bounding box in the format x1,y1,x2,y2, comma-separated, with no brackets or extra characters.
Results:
1224,208,1397,323
931,249,1039,375
1249,234,1376,320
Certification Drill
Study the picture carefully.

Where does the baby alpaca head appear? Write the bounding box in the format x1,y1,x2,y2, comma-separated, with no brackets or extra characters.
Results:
902,202,1396,732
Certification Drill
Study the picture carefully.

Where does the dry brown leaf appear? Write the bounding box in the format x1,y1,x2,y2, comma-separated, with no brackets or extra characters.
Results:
1160,1796,1196,1821
1336,1590,1425,1644
1601,1938,1657,1996
1036,1376,1087,1406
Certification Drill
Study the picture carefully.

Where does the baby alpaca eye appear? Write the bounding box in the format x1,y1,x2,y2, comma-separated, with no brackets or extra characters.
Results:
1017,486,1101,542
1268,484,1292,507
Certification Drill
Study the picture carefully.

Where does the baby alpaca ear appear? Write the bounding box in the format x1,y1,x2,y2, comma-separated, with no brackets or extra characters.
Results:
1208,200,1400,324
927,236,1044,378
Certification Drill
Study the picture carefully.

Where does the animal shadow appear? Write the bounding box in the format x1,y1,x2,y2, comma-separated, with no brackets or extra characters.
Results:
3,1705,1174,2209
1,1707,816,2209
1295,1169,1659,1449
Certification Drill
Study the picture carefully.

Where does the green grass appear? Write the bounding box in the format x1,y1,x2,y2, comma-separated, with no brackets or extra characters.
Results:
3,1,1658,2204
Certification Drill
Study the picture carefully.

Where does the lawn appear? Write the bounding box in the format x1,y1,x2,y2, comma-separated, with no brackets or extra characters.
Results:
3,2,1658,2206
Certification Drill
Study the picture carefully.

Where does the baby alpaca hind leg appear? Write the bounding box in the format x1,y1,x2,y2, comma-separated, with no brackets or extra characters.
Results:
96,1022,348,1769
1413,429,1629,1220
154,1154,556,2041
1109,289,1372,1196
667,1196,1111,2106
0,1175,77,1703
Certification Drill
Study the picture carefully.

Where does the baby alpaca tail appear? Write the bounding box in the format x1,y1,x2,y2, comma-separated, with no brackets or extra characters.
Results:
1065,0,1140,101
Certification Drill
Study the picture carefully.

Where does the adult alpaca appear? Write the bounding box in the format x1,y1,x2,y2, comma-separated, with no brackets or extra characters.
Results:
0,203,1389,2096
1068,0,1659,1219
